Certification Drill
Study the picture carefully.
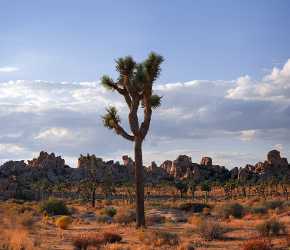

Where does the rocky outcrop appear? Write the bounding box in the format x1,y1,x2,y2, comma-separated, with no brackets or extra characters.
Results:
200,157,212,166
235,150,290,182
0,149,289,200
28,151,66,169
230,167,239,179
160,155,230,183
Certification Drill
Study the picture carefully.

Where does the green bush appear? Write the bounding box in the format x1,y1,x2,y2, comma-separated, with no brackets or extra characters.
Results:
100,206,117,217
39,198,70,216
219,203,245,218
256,218,286,237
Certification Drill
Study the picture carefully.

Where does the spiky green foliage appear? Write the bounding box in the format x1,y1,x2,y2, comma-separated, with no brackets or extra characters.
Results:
102,106,121,130
115,56,136,77
101,52,164,140
150,94,162,109
101,75,115,90
141,94,162,109
144,52,164,82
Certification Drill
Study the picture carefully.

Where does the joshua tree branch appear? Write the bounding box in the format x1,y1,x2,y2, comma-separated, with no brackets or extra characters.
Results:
114,123,134,141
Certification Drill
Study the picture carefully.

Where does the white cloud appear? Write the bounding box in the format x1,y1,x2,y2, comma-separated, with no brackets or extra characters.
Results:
0,144,24,153
0,67,19,73
274,143,283,153
34,127,71,140
0,60,289,168
240,130,256,141
226,59,290,103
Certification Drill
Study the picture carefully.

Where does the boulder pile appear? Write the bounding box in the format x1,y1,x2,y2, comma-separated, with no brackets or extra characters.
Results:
0,149,289,199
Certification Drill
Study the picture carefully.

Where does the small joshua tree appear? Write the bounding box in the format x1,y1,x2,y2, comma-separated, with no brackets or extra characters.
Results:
101,52,163,227
174,180,188,199
79,154,101,207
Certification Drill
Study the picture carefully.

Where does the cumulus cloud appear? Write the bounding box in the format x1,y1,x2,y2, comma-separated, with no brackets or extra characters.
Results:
34,127,71,140
240,130,256,141
226,59,290,103
0,59,289,168
0,67,19,73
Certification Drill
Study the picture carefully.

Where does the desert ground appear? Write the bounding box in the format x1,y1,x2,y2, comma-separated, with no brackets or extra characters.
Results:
0,188,289,250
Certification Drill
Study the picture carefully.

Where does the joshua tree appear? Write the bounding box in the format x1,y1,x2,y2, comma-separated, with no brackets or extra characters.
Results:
101,52,163,227
188,180,197,200
174,180,188,199
200,181,211,203
79,155,101,207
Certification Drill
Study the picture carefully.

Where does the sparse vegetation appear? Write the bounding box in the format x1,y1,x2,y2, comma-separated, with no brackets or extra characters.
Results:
102,232,122,244
218,202,245,218
39,198,70,215
256,218,286,237
139,230,180,247
195,220,228,240
100,206,117,217
114,208,136,224
242,239,273,250
55,215,72,229
146,214,166,225
178,202,210,212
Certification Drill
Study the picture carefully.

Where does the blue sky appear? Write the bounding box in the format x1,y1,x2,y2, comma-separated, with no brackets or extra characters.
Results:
0,1,290,168
1,0,290,82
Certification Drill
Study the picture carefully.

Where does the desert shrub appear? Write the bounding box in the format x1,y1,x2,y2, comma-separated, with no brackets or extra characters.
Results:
242,239,273,250
139,230,180,247
72,232,121,250
102,244,131,250
146,214,165,225
97,215,113,224
262,200,284,210
102,232,122,244
178,202,210,212
2,228,36,250
189,214,203,227
251,206,268,215
178,243,196,250
202,207,211,215
72,233,103,250
195,220,228,240
218,203,245,219
17,211,35,229
100,207,117,217
39,198,69,216
55,216,72,230
114,208,135,224
256,218,286,237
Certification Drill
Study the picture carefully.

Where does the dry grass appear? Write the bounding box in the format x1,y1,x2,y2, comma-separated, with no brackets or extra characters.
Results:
0,194,289,250
242,239,273,250
195,219,229,241
1,228,39,250
114,208,135,224
55,215,72,230
138,230,180,247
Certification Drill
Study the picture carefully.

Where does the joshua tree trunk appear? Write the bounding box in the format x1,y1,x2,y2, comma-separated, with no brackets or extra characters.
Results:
92,188,96,208
134,138,145,227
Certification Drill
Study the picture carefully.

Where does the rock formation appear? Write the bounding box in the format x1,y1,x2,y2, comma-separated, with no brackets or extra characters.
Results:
0,149,289,200
200,157,212,166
